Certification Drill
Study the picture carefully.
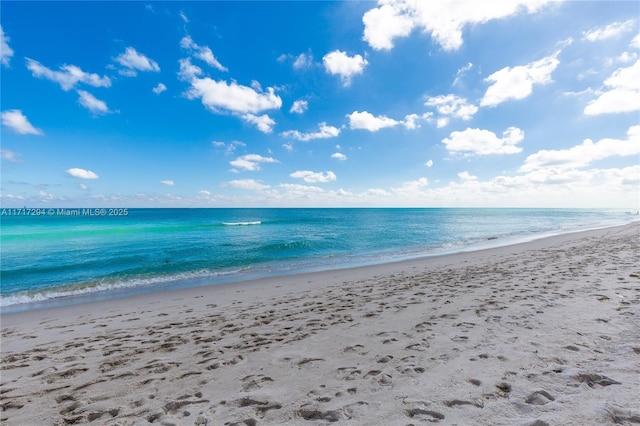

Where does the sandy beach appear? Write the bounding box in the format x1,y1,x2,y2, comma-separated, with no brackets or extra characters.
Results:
1,222,639,425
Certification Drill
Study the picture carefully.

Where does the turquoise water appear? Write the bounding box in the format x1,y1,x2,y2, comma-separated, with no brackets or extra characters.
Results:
0,208,635,312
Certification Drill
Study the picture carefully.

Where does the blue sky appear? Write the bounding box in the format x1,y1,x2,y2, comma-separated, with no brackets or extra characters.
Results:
1,1,639,208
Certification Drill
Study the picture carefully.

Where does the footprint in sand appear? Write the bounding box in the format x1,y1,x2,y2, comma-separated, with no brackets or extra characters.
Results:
525,390,555,405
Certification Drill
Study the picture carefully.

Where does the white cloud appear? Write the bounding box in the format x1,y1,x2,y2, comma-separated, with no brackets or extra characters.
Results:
362,0,556,51
66,168,99,179
212,139,246,155
281,122,341,141
230,154,278,172
290,170,337,183
1,109,43,135
424,94,478,126
178,58,203,81
458,171,477,181
520,125,640,172
331,152,347,161
279,183,324,194
282,143,294,152
26,58,111,91
584,59,640,115
186,77,282,114
227,179,270,191
403,113,428,130
179,11,189,23
453,62,473,86
322,50,368,86
362,3,414,50
160,180,175,186
582,20,635,42
115,47,160,75
365,188,392,197
152,83,167,94
1,26,13,67
607,51,638,66
443,127,524,155
347,110,427,131
290,99,308,114
347,110,399,131
632,33,640,49
1,149,21,162
480,52,560,107
242,113,276,133
180,36,227,72
293,53,314,69
77,90,110,114
392,177,429,197
425,159,433,168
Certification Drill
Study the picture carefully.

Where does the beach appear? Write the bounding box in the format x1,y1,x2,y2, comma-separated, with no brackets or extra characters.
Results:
1,222,639,425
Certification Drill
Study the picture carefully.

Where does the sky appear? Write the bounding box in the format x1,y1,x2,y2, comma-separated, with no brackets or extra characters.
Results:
1,0,639,208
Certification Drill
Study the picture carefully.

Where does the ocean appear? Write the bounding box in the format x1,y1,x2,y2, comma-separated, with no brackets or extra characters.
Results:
0,208,636,313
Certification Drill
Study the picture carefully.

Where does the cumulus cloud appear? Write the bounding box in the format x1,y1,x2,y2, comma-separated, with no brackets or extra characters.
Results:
179,49,281,131
424,94,478,127
1,26,13,66
186,78,282,115
290,99,308,114
521,125,640,172
26,58,111,91
152,83,167,94
1,109,43,135
404,113,433,130
242,113,276,133
322,50,368,86
331,152,347,161
180,36,227,72
281,122,340,141
227,179,270,191
443,127,524,155
458,171,477,181
632,33,640,49
230,154,278,172
77,90,110,114
114,47,160,76
290,170,337,183
425,159,433,167
347,110,428,131
480,52,560,107
66,167,99,179
582,20,635,42
584,59,640,115
347,110,399,131
160,180,175,186
362,0,556,51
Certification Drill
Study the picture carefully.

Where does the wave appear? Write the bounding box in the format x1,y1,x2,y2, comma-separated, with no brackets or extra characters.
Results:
0,268,251,308
222,221,261,226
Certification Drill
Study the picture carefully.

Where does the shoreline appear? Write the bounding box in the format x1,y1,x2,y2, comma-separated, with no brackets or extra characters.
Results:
1,222,639,425
2,218,637,314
